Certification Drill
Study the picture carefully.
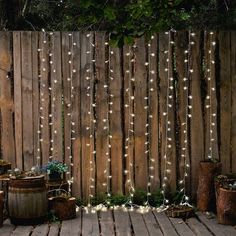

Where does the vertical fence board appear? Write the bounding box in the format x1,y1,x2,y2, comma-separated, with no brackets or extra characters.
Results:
71,32,82,196
231,31,236,172
0,32,15,165
110,47,123,194
190,32,204,200
21,31,34,170
81,32,95,201
123,44,135,193
95,32,109,193
13,31,22,169
159,32,169,189
219,32,231,173
134,37,148,190
62,32,72,167
148,34,160,191
39,32,50,164
51,32,63,162
175,31,190,193
32,32,39,165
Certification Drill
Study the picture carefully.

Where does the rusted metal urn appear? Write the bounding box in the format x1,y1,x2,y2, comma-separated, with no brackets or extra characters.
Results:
216,187,236,225
49,196,76,221
8,175,47,225
197,161,222,212
0,191,4,227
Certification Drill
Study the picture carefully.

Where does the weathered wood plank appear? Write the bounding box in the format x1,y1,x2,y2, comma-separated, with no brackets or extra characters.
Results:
51,32,63,162
10,226,33,236
39,32,50,164
169,218,195,236
196,212,236,236
153,212,178,236
60,215,81,236
0,32,15,166
187,217,212,236
71,32,82,197
100,210,115,236
204,31,219,161
95,32,109,193
219,31,231,173
21,31,34,170
175,31,191,194
148,34,160,191
109,46,123,194
32,32,40,166
13,31,22,169
81,210,100,236
142,212,162,236
47,223,60,236
80,32,95,201
231,31,236,173
129,211,149,236
31,224,49,236
123,44,135,194
113,210,132,236
189,31,204,200
133,37,148,190
0,219,15,236
62,32,72,169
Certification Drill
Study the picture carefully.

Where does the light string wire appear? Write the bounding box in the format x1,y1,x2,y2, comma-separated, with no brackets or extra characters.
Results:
179,31,195,206
160,30,173,210
123,44,137,212
207,31,217,160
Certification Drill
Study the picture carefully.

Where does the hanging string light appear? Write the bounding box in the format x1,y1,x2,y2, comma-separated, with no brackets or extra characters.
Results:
160,31,174,210
179,31,195,206
206,31,217,160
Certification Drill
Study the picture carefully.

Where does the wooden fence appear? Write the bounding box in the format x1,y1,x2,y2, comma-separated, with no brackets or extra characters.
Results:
0,31,235,201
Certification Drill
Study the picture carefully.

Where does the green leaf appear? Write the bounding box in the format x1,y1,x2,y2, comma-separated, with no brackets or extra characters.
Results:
104,7,116,21
124,35,134,45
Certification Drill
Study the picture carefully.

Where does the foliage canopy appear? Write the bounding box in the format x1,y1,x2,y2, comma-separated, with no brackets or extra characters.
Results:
0,0,235,46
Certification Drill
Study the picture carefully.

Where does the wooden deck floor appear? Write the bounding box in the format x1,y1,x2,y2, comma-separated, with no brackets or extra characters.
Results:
0,210,235,236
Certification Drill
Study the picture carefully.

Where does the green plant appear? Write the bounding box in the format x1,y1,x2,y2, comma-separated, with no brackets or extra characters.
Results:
109,194,129,205
43,160,68,174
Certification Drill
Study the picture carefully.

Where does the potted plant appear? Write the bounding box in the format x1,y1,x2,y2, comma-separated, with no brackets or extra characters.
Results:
0,159,11,175
48,190,76,221
43,161,68,181
215,174,236,225
197,157,222,212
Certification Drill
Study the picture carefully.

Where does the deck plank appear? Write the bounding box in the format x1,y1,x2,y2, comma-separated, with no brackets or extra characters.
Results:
0,219,15,236
129,211,149,236
196,212,236,236
10,225,33,236
31,224,49,236
187,217,212,236
47,223,60,236
142,212,163,236
113,210,132,236
100,210,115,236
153,212,178,236
60,213,81,236
169,218,195,236
82,211,100,236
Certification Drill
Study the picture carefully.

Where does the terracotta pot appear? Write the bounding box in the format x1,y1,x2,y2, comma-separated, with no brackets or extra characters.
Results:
197,160,222,212
49,196,76,221
217,187,236,225
0,191,3,227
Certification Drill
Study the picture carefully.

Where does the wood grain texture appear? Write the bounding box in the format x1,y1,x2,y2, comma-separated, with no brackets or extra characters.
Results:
100,210,115,236
219,31,231,173
81,210,100,236
13,31,22,169
109,47,123,194
133,37,148,190
0,32,15,166
95,32,109,193
142,212,162,236
129,211,149,236
189,31,204,200
113,210,132,236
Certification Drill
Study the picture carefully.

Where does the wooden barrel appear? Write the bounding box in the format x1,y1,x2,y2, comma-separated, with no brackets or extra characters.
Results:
8,175,47,225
